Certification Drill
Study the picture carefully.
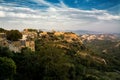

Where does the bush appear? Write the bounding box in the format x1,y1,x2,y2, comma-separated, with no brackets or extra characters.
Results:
6,30,22,41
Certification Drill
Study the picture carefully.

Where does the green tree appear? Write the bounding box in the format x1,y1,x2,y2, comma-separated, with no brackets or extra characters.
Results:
83,75,98,80
0,57,16,80
6,30,22,41
0,46,13,58
0,28,6,33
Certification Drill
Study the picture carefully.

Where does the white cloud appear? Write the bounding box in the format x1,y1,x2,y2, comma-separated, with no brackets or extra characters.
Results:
97,13,120,20
33,0,54,7
0,11,5,17
0,0,120,33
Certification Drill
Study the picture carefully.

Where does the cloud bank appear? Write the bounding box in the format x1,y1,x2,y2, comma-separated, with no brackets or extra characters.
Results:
0,0,120,33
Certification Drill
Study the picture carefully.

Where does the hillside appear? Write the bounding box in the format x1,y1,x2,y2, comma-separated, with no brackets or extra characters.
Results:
0,28,120,80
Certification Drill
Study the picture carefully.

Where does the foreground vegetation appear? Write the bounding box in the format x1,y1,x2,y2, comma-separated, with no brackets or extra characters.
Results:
0,41,120,80
0,28,120,80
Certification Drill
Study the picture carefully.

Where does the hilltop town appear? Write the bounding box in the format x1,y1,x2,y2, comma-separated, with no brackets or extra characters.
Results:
0,28,120,80
0,29,36,52
0,28,120,55
0,28,109,65
0,28,83,53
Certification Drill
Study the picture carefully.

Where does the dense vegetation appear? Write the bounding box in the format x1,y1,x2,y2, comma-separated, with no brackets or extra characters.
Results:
0,28,6,33
0,41,119,80
84,39,120,79
0,28,22,41
6,30,22,41
0,28,120,80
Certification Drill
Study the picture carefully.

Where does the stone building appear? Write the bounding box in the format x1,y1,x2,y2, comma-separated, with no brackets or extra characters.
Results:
0,32,35,52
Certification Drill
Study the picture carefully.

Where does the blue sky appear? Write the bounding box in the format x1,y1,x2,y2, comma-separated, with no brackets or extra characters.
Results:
0,0,120,33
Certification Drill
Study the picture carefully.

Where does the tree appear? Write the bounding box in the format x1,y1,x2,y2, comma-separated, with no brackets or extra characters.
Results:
6,30,22,41
0,57,16,80
0,28,6,33
0,46,13,58
83,75,98,80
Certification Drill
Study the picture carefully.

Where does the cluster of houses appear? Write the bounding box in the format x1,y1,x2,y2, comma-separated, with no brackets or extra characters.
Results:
0,29,36,52
0,28,83,53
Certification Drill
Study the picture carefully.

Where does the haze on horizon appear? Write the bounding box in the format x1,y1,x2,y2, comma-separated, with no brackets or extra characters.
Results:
0,0,120,33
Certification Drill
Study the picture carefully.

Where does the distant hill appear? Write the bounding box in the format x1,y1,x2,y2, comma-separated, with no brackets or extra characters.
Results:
68,30,102,35
69,30,120,35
